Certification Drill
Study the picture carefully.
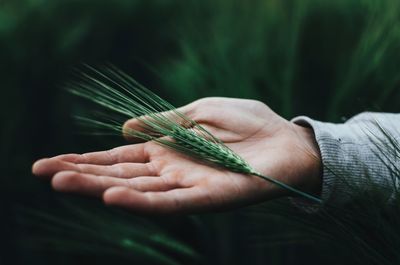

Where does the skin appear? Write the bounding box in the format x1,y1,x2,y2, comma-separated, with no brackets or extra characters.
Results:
32,97,322,214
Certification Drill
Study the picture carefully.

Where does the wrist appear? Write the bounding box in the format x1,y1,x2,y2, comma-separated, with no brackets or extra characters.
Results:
291,123,322,196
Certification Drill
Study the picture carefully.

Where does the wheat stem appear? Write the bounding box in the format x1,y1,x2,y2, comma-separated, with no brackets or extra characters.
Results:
251,171,322,204
68,65,323,204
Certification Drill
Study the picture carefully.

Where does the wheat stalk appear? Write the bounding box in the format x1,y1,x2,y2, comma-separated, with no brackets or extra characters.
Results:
67,65,322,204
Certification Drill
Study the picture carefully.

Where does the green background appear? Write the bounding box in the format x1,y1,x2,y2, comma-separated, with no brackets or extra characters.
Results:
1,0,400,264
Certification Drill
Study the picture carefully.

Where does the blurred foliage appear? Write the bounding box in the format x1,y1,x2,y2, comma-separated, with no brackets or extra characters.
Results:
1,0,399,264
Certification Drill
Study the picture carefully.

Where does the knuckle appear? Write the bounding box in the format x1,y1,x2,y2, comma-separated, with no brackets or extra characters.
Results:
107,148,118,161
127,178,140,189
145,162,158,176
111,164,125,178
160,175,174,189
164,171,184,185
75,163,85,172
80,153,89,163
151,158,168,171
96,176,108,190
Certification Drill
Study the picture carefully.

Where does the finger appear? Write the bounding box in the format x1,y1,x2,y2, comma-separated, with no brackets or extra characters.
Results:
32,158,67,177
53,144,148,165
122,103,196,142
103,186,209,214
33,158,87,177
32,158,155,178
127,176,182,192
77,163,156,178
52,171,177,197
51,171,131,196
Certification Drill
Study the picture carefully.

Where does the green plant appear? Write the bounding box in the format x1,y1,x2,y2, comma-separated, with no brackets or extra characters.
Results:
67,65,322,204
17,198,201,265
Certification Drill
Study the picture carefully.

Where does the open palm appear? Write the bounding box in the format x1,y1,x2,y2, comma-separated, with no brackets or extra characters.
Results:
33,97,321,214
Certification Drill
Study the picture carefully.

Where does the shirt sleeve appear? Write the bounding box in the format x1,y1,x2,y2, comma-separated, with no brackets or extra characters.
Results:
290,112,400,209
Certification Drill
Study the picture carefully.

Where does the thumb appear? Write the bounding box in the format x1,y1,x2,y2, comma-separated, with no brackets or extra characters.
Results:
122,102,197,142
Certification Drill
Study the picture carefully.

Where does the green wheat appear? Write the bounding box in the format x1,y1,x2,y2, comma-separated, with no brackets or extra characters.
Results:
67,65,322,204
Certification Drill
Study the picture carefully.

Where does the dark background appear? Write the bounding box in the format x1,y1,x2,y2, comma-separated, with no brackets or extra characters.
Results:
1,0,400,264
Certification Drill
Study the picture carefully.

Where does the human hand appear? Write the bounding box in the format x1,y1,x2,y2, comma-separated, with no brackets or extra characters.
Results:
32,97,321,214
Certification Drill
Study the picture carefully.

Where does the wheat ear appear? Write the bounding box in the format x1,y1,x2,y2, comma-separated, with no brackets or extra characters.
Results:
67,65,322,204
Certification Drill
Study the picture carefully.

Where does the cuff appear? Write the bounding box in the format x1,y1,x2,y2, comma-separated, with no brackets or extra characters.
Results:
289,115,396,211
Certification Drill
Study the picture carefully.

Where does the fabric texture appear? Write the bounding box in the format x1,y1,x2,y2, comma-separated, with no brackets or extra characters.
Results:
290,112,400,209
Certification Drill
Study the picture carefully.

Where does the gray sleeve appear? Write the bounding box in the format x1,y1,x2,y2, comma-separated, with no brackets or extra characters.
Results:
291,112,400,207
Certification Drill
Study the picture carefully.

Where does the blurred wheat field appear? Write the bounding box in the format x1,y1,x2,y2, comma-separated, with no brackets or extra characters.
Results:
1,0,399,265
